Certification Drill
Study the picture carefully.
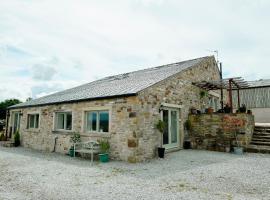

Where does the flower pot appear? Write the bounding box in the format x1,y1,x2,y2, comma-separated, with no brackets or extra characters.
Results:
207,107,214,114
233,147,243,155
158,147,165,158
69,148,75,157
99,153,109,162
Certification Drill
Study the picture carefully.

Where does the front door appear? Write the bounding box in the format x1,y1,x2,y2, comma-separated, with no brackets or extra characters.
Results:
13,112,20,134
162,108,180,149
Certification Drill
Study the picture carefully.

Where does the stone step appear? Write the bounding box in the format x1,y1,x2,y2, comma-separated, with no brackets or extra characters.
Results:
252,136,270,140
250,141,270,146
246,145,270,153
253,132,270,136
252,136,270,141
254,129,270,133
0,141,14,147
251,139,270,143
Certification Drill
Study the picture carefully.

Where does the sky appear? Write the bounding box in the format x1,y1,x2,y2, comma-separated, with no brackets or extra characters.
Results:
0,0,270,102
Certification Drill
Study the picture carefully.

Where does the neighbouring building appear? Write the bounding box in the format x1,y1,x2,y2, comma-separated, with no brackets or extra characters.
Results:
232,79,270,123
7,56,221,162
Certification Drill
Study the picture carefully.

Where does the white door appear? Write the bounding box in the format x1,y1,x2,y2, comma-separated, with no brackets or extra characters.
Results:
162,108,180,149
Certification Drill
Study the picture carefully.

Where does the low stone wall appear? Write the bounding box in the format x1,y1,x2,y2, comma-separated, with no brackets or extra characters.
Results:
189,113,255,151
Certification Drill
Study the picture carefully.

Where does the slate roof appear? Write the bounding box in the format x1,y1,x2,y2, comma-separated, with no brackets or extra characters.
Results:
10,56,212,108
248,79,270,88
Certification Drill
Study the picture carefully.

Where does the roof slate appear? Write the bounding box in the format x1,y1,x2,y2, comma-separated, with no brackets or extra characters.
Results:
248,79,270,88
10,56,211,108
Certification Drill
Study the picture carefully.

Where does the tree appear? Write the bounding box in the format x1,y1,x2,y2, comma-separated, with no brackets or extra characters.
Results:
26,97,32,102
0,99,22,120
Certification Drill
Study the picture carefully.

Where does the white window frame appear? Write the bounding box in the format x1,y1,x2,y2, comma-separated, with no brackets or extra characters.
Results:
55,112,73,131
27,113,39,129
85,110,109,133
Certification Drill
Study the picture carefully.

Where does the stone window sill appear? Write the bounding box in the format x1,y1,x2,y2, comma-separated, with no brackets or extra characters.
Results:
52,130,74,135
80,132,111,138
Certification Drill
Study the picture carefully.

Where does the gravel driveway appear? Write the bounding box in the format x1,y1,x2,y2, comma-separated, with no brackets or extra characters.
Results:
0,147,270,200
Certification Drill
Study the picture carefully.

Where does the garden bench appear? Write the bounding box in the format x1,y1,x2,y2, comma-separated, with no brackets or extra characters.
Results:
74,141,100,165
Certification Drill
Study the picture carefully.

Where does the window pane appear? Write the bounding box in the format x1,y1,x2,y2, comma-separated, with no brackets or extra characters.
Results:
57,113,65,129
162,110,169,145
170,111,178,143
99,112,109,132
66,113,72,130
35,115,39,128
29,115,35,128
91,112,97,131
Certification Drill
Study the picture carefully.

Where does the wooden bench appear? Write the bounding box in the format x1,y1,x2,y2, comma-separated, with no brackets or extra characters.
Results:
74,141,100,165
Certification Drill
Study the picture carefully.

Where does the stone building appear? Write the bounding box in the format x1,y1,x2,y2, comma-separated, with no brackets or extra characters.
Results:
7,56,220,162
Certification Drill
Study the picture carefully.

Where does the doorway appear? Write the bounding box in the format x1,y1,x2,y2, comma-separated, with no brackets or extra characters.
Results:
12,112,20,135
162,107,180,149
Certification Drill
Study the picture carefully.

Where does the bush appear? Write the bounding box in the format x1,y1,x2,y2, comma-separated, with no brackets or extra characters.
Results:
239,104,247,113
184,119,192,131
70,132,81,144
98,140,110,154
14,131,20,147
0,133,7,141
155,120,165,133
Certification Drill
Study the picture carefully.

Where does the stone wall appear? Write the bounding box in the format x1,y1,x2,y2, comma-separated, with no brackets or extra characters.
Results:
189,113,255,151
8,96,142,162
7,56,221,162
135,56,220,161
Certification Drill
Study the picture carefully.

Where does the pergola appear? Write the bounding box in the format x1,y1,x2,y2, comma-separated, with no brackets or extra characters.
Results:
193,77,249,112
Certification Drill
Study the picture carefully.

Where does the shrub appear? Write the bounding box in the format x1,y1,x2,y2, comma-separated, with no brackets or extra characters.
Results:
99,140,110,154
14,131,20,147
184,119,192,131
239,104,247,113
0,133,7,141
155,120,165,133
200,90,208,99
70,132,81,144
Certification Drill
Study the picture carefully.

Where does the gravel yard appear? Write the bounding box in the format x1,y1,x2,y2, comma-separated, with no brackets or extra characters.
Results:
0,147,270,200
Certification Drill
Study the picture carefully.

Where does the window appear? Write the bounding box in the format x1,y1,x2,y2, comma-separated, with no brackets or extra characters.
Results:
27,114,39,129
209,96,219,111
86,111,109,133
55,112,72,130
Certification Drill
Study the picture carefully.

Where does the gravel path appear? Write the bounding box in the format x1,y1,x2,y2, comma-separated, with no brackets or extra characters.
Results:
1,147,270,200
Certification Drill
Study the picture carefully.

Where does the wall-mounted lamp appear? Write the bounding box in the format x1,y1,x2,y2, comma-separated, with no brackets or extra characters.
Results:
159,105,164,113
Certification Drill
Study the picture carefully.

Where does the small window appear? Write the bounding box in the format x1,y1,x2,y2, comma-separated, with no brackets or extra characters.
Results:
55,112,72,130
27,114,39,129
86,111,109,133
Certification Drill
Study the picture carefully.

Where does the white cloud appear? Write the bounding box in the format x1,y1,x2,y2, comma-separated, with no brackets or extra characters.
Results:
0,0,269,102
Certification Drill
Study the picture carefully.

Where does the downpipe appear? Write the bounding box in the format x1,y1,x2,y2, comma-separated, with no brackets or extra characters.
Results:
53,136,58,152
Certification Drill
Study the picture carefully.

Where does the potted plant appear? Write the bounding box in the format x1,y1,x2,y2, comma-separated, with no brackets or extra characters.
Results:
200,90,208,99
0,133,7,141
98,140,110,162
239,104,247,113
184,119,192,131
224,103,232,113
14,130,20,147
69,133,81,157
155,120,166,158
207,107,214,114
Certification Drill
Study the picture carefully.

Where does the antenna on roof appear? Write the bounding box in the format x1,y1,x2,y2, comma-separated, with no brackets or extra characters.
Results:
206,50,219,65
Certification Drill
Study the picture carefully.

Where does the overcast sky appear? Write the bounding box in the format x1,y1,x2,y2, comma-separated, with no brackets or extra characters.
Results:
0,0,269,102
